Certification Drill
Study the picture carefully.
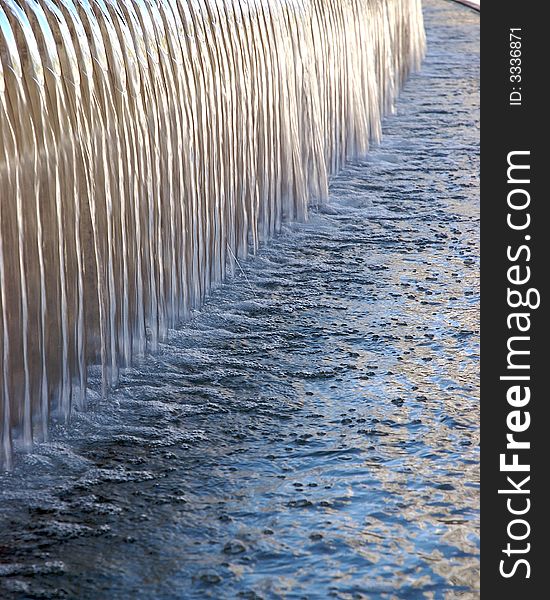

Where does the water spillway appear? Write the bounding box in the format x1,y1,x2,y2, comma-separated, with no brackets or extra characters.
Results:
0,0,425,467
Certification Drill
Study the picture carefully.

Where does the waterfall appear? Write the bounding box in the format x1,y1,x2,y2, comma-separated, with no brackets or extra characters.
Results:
0,0,425,468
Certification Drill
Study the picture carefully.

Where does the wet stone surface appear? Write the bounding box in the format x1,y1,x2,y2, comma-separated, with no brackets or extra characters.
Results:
1,2,478,598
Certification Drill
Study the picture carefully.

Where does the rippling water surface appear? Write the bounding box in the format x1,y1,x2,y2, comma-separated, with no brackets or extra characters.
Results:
1,2,479,598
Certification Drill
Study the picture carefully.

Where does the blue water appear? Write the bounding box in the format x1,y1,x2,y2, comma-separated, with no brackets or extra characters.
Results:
0,2,479,598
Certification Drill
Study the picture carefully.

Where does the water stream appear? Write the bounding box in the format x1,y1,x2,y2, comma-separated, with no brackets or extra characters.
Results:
0,0,425,466
1,0,478,598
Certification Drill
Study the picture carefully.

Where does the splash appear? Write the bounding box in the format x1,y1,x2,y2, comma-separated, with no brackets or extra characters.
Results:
0,0,425,467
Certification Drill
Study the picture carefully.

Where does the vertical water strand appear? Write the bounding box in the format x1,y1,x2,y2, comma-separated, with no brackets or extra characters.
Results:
41,0,87,412
2,2,51,447
170,1,201,310
272,1,294,228
101,0,128,376
203,2,222,288
247,1,265,243
260,0,280,239
225,1,246,263
92,1,125,385
80,1,114,396
100,0,132,369
135,1,168,343
236,0,260,256
2,3,33,447
197,1,223,290
193,0,217,300
158,0,191,320
209,0,235,274
23,1,79,424
150,1,182,326
114,0,155,357
181,1,208,308
60,0,103,398
103,2,133,366
99,0,133,370
0,14,16,465
209,0,231,271
141,2,171,335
